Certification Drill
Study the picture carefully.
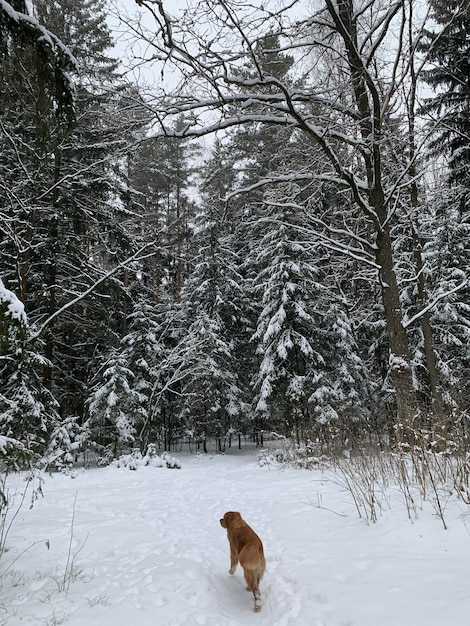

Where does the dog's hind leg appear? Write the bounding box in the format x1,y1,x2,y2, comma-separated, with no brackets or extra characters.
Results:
252,579,262,613
244,569,262,612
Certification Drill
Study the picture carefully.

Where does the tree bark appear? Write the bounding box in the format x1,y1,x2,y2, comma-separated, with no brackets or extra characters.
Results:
375,225,419,427
330,0,419,428
406,2,444,424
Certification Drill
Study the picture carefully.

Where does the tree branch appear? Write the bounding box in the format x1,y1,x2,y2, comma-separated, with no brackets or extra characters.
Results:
403,281,468,329
28,243,157,341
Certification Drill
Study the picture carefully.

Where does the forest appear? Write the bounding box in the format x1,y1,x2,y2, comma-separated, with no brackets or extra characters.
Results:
1,0,469,473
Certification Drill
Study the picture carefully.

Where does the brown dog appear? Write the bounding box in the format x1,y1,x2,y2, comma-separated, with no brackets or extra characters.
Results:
220,511,266,612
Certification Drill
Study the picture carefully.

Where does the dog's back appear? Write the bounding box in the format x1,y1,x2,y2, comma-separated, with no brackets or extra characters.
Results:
220,511,266,612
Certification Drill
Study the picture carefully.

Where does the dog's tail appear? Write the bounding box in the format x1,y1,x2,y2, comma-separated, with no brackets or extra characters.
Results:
241,545,265,613
244,566,264,590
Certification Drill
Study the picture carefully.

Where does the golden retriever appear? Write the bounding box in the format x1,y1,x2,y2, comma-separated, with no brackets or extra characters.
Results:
220,511,266,612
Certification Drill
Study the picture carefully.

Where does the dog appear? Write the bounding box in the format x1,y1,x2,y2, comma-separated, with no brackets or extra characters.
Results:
220,511,266,612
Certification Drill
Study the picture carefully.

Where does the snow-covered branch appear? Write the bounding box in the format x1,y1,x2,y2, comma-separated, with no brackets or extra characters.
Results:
28,243,158,341
403,281,468,329
0,0,77,67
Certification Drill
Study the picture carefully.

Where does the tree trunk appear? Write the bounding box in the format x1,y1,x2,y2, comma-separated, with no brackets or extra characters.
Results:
375,226,419,428
410,223,444,422
330,0,419,430
406,4,444,425
43,150,60,393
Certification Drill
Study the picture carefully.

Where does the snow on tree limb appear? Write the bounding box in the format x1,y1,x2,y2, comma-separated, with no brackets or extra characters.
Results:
403,280,468,329
28,242,158,342
0,278,27,325
0,0,78,67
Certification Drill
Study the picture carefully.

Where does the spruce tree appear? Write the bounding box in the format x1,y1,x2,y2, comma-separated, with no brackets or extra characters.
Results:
250,183,339,442
120,297,166,452
176,140,249,445
0,279,76,470
421,0,470,185
424,185,470,414
419,0,470,415
23,0,147,420
87,349,140,455
0,2,79,469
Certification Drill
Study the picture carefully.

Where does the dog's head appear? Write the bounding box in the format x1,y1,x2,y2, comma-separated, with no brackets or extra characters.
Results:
220,511,241,529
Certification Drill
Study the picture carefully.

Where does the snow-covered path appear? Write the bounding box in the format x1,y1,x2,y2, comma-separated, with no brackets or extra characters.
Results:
2,448,470,625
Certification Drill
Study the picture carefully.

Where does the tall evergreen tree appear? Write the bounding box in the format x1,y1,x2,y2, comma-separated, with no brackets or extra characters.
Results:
19,0,148,420
128,117,200,301
419,0,470,416
0,1,79,467
249,181,365,442
421,0,470,185
0,279,78,469
424,185,470,413
176,140,250,445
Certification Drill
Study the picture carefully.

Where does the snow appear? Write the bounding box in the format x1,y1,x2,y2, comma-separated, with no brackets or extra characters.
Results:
0,0,79,69
0,435,24,455
388,353,410,372
0,278,27,325
2,446,470,625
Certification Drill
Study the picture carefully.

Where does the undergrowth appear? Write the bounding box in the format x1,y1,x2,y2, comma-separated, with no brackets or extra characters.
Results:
259,430,470,528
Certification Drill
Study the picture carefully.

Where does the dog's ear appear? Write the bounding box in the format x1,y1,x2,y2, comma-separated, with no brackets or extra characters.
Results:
223,511,241,528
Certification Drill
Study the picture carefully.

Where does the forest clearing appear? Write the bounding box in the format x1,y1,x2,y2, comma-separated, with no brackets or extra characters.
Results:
2,446,470,626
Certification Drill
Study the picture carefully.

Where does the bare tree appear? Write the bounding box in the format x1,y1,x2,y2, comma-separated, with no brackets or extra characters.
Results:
126,0,446,429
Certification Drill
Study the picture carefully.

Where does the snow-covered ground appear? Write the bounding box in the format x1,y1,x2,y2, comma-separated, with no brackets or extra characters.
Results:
2,446,470,625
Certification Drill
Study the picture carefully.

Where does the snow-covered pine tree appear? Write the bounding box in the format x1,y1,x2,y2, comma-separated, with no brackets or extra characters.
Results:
419,0,470,417
226,34,371,443
87,349,140,457
421,0,470,186
0,278,80,470
177,311,245,451
0,3,86,470
327,303,376,436
176,140,249,447
250,183,338,443
120,296,166,452
1,279,39,466
424,185,470,415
